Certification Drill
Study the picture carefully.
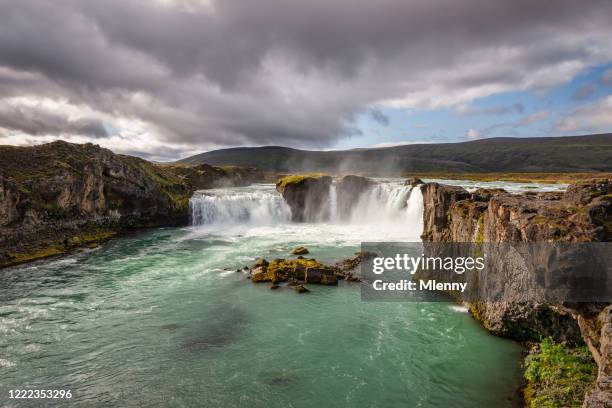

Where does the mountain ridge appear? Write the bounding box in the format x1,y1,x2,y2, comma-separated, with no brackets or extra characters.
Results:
177,134,612,174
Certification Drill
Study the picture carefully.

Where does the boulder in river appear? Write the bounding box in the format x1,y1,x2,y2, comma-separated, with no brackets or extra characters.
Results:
250,257,328,283
293,284,310,293
247,253,369,287
304,267,337,285
291,246,309,255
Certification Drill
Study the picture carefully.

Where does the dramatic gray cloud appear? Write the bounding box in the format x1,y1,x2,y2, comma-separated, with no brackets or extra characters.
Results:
0,100,107,137
1,0,612,159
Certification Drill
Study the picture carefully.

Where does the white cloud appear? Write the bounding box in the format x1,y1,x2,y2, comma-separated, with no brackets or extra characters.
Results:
519,110,550,125
466,129,481,140
556,95,612,132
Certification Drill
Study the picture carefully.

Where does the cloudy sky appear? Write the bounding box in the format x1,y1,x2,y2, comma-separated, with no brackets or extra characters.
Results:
1,0,612,161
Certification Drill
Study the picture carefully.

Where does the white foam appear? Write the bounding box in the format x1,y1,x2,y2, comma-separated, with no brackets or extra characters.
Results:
0,358,16,368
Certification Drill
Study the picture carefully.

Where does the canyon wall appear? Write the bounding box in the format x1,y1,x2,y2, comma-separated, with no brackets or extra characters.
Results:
420,179,611,406
0,141,261,267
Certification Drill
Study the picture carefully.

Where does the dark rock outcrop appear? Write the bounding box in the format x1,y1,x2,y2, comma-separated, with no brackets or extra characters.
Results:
420,183,470,242
276,174,332,222
405,177,424,187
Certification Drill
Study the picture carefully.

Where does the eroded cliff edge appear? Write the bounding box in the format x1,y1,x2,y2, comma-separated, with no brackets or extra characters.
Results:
420,179,611,407
0,141,262,267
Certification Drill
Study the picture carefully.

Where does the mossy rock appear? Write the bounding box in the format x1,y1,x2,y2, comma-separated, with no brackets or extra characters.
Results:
275,173,330,193
292,246,309,255
275,173,333,222
249,257,338,285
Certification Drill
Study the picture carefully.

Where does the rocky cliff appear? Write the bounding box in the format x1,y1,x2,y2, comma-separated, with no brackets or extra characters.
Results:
276,174,332,222
0,141,261,267
420,179,611,407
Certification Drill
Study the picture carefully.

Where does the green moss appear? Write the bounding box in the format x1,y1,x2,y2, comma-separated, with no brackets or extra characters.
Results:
475,214,485,244
2,228,117,268
253,258,328,283
524,338,597,408
276,173,329,192
5,246,66,266
532,214,572,237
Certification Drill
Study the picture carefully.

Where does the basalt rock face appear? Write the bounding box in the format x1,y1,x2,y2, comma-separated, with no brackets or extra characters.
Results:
0,141,195,267
422,180,611,246
276,174,332,222
420,183,471,242
578,304,612,407
336,175,375,220
420,179,612,406
0,142,265,267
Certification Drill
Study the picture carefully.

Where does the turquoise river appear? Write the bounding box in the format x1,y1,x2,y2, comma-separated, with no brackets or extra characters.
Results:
0,179,567,407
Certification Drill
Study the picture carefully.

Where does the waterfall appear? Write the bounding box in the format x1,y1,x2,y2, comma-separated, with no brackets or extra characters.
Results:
189,189,292,226
405,185,424,234
345,183,415,224
329,182,338,221
189,182,424,239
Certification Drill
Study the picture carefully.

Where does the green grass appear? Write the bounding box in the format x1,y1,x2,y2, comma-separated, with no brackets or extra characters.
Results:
523,338,597,408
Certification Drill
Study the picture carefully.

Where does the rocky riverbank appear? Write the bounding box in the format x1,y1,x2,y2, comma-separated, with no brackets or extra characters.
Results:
0,141,262,267
419,179,611,407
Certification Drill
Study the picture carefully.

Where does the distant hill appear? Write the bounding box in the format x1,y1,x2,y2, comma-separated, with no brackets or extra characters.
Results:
177,134,612,174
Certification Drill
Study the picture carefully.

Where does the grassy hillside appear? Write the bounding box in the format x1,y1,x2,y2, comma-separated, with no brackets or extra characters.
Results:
177,134,612,174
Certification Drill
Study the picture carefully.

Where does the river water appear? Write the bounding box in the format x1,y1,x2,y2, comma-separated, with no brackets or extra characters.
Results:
0,179,567,407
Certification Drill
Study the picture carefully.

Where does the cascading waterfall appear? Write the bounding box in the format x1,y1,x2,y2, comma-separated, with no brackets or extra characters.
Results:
342,183,414,224
189,181,424,239
190,189,292,226
405,185,424,234
329,182,338,221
